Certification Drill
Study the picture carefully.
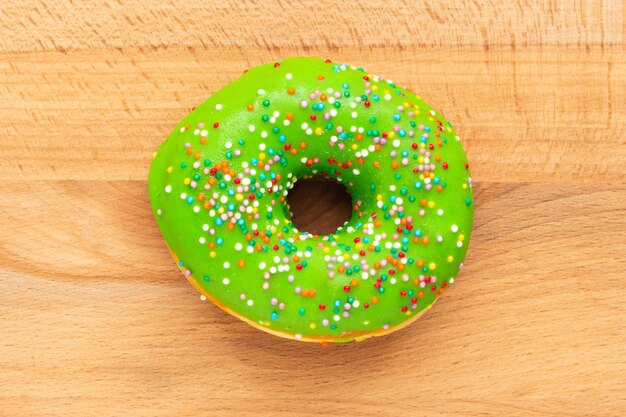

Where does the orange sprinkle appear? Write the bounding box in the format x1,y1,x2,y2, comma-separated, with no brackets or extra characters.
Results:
247,104,254,111
237,259,245,268
317,74,325,80
200,137,207,144
391,161,399,169
371,296,379,304
286,113,294,120
299,141,307,149
287,88,295,95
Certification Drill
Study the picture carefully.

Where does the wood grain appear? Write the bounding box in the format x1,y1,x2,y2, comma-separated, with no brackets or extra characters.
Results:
1,1,625,416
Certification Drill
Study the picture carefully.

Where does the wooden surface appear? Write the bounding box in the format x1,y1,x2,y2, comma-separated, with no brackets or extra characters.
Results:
1,1,625,416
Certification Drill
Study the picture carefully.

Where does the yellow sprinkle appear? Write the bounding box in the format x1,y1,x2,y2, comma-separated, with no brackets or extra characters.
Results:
429,262,436,270
429,173,435,179
183,178,191,185
355,243,363,249
235,194,244,201
322,247,330,253
462,184,468,189
315,127,323,135
418,156,424,163
372,85,379,91
419,174,425,180
309,323,316,329
428,201,435,209
376,194,382,201
259,152,266,160
459,234,465,241
167,166,173,173
388,131,395,139
218,207,224,214
447,256,454,262
351,144,358,150
209,251,216,258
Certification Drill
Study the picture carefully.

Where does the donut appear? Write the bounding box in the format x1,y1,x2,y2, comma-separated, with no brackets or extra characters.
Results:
148,57,473,343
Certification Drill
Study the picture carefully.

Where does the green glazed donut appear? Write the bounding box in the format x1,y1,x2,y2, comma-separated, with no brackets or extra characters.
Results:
148,57,473,343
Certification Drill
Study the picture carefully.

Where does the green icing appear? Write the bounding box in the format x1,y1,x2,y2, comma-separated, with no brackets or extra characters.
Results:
148,57,474,343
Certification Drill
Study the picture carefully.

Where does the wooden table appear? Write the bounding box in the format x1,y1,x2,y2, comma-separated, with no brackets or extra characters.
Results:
1,1,624,416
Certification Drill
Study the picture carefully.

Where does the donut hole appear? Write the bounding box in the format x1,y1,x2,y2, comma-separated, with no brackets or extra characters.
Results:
287,177,353,235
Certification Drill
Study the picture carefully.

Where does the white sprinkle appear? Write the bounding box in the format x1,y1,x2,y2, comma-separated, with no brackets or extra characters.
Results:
202,224,209,231
285,73,293,80
223,262,230,269
165,185,172,193
235,242,243,251
451,224,459,232
200,294,207,301
215,104,223,110
200,129,208,137
222,278,230,285
247,299,254,306
193,206,200,213
248,124,255,132
257,89,265,95
437,209,444,216
225,141,232,149
199,237,206,244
